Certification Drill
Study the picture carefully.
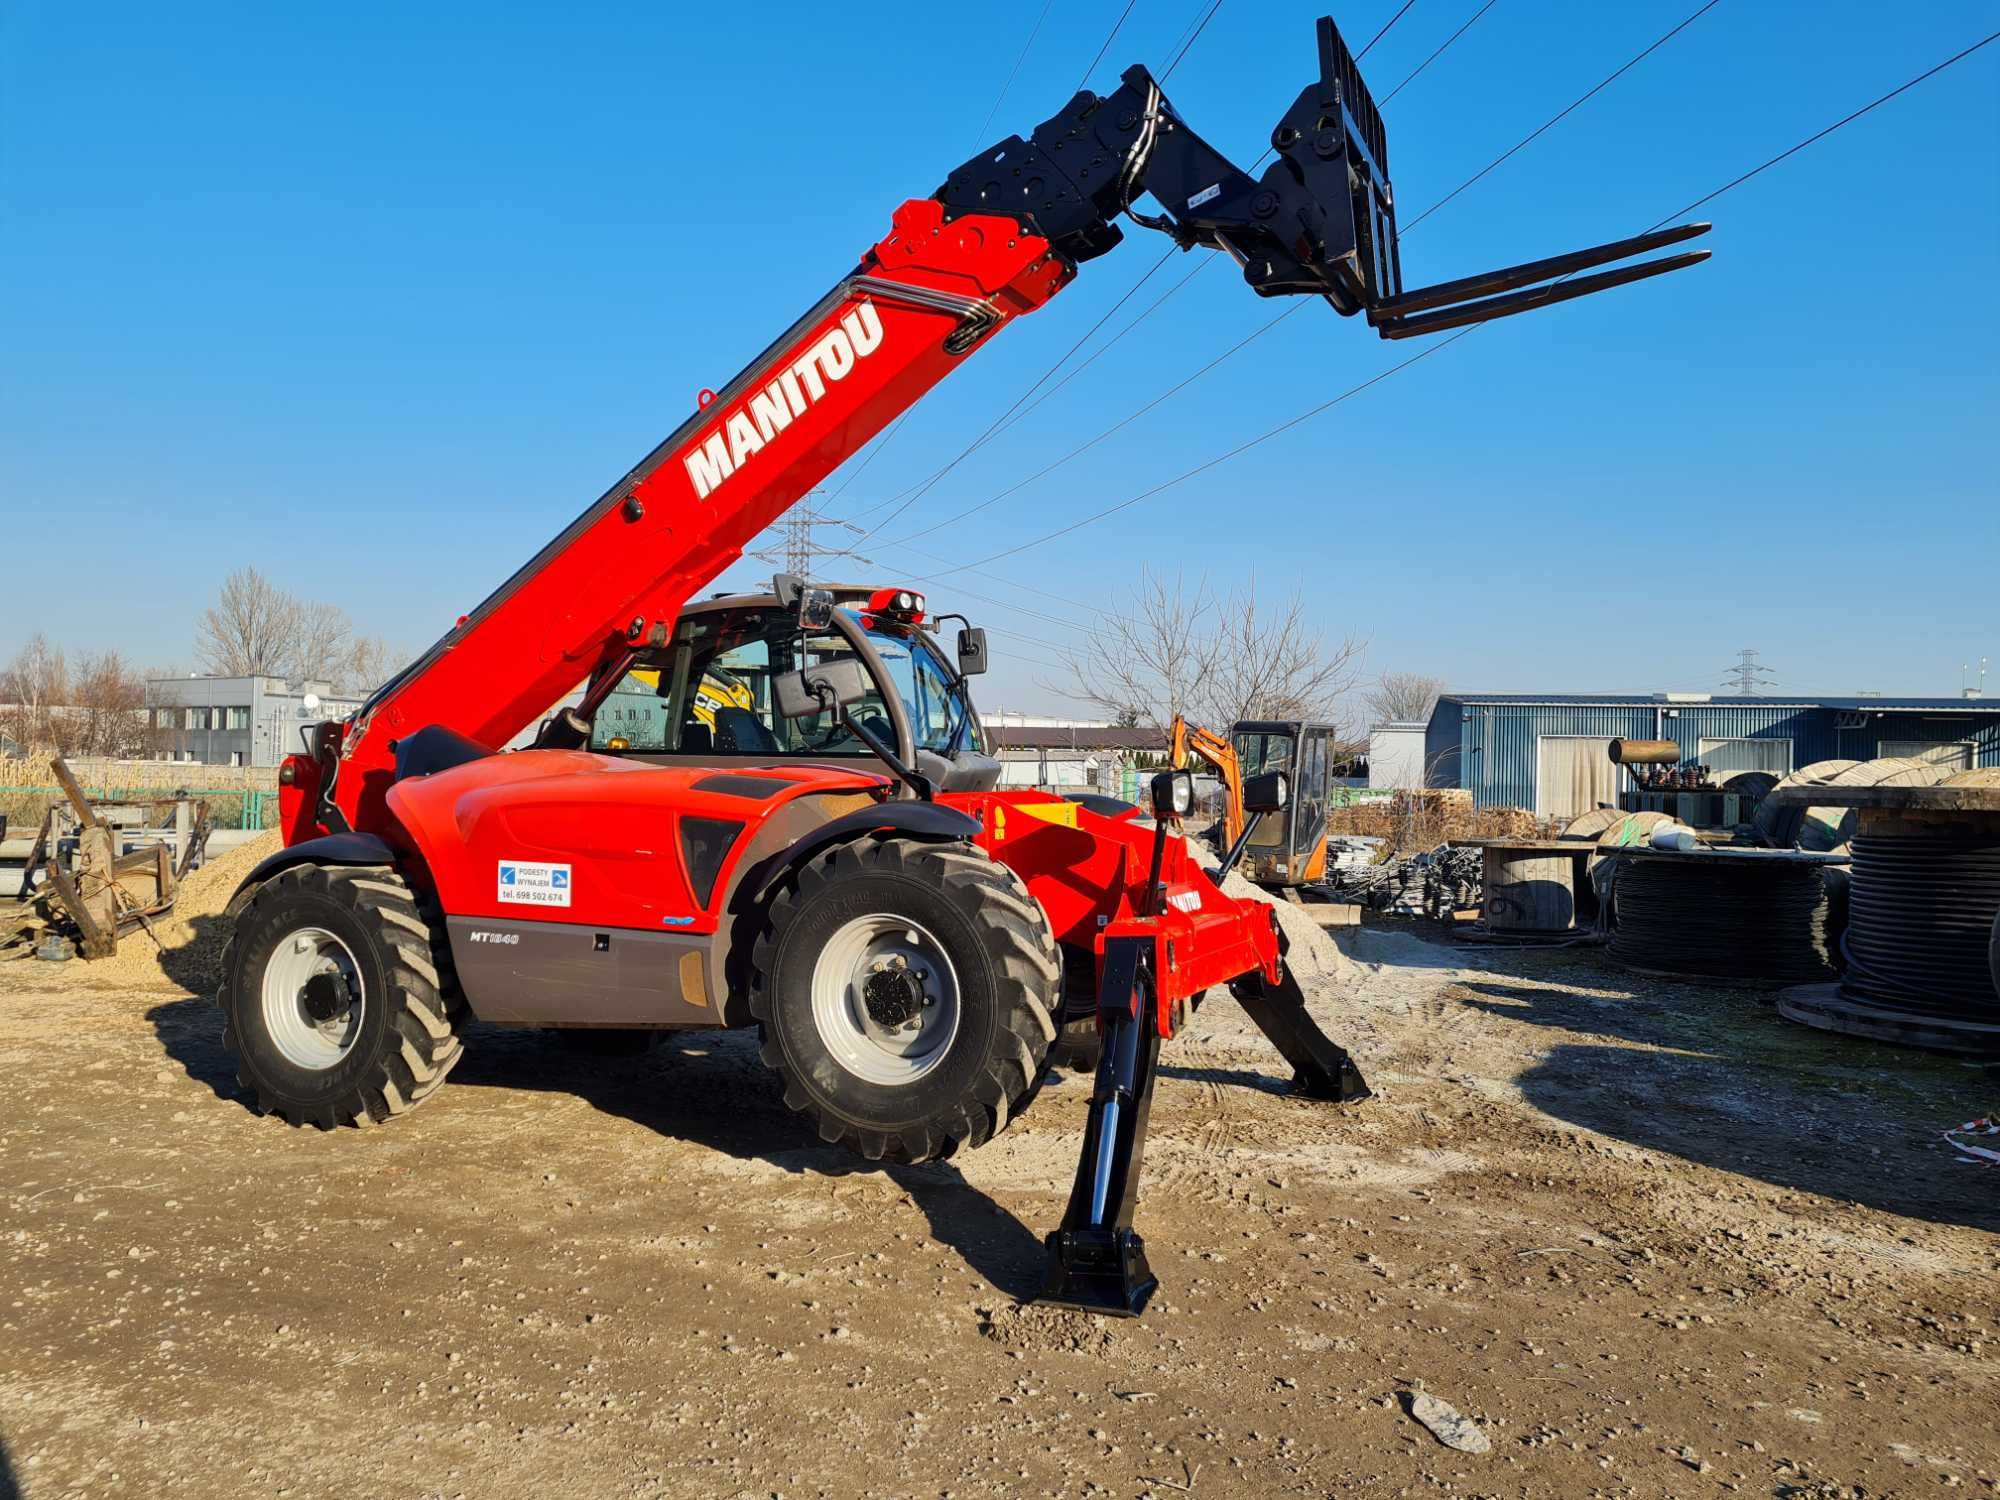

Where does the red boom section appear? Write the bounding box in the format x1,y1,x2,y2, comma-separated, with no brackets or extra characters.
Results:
325,202,1071,839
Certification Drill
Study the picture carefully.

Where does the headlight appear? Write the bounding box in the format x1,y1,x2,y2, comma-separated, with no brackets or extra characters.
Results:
1150,769,1195,821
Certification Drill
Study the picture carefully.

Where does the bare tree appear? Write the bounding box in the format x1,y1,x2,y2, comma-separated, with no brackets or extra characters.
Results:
343,634,402,695
292,600,355,684
1366,671,1446,726
1192,575,1364,733
195,567,301,676
0,634,76,754
1055,568,1219,731
1055,569,1363,734
70,651,153,758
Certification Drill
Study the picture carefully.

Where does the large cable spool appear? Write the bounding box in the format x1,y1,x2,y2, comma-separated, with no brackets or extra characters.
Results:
1559,807,1628,841
1608,848,1839,983
1795,758,1953,853
1754,759,1858,847
1774,776,2000,1054
1839,826,2000,1023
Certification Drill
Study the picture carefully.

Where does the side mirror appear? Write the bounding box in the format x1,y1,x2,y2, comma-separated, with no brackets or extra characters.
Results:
956,626,989,677
798,588,835,632
775,656,871,720
1149,769,1196,822
1243,770,1289,815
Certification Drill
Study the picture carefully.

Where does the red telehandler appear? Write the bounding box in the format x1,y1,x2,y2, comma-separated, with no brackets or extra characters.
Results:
218,17,1708,1314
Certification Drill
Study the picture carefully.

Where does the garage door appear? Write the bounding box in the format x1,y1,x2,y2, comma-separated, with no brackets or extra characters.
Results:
1879,739,1975,771
1536,736,1618,819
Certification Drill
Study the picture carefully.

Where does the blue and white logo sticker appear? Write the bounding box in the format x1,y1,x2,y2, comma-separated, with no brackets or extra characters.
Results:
498,860,572,908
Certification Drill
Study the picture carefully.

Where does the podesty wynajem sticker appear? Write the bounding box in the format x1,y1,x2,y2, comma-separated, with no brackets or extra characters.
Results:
497,860,571,908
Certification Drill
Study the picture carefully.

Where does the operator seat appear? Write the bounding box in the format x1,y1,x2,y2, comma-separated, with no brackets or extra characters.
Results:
713,707,781,755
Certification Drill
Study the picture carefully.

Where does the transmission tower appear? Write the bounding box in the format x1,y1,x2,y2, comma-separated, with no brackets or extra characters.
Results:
1721,648,1776,696
748,491,870,582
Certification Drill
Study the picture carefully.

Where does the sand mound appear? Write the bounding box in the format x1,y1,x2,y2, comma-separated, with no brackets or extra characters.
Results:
86,830,282,991
1190,843,1353,988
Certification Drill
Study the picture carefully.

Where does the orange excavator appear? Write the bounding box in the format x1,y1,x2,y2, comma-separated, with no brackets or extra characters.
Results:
1169,715,1245,848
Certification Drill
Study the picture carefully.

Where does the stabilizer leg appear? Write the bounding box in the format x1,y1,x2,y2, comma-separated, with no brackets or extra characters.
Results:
1228,964,1371,1102
1038,936,1162,1317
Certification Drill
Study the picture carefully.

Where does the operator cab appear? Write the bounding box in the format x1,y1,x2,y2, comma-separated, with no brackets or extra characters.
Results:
1231,719,1350,888
581,587,1002,794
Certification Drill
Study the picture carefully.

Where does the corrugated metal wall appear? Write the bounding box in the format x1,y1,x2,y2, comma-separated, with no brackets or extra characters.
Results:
1435,700,2000,809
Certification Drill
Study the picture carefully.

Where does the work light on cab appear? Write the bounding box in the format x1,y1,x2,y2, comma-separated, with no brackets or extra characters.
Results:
866,587,926,625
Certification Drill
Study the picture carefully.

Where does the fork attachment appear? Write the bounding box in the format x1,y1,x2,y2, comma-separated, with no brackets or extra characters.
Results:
1367,223,1711,339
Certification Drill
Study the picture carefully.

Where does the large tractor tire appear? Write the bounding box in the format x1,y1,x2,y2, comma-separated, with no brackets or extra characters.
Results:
749,838,1058,1162
219,864,465,1129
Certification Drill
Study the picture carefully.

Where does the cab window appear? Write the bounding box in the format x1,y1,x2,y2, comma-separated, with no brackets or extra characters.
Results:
860,620,982,756
1233,731,1295,778
588,608,890,757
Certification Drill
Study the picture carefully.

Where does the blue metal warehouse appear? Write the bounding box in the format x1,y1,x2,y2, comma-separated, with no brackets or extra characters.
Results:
1424,692,2000,815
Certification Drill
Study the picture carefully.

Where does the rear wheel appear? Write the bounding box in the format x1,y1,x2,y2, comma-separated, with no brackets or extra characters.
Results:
219,864,464,1128
750,838,1058,1162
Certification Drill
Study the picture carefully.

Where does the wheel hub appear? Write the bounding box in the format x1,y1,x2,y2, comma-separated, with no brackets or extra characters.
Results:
809,914,962,1086
862,964,928,1030
300,970,351,1024
259,925,366,1071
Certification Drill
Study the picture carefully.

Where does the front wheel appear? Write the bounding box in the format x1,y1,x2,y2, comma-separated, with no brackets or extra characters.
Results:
750,838,1058,1162
219,864,464,1128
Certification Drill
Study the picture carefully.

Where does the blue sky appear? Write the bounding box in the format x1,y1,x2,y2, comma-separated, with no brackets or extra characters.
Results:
2,1,1995,719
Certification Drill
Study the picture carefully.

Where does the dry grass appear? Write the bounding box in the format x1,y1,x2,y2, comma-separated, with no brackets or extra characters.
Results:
1329,789,1553,852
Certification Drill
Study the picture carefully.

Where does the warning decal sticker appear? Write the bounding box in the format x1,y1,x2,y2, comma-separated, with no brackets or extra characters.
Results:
498,860,571,908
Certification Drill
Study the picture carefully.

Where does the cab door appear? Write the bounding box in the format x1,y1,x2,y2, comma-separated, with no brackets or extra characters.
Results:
1291,728,1330,878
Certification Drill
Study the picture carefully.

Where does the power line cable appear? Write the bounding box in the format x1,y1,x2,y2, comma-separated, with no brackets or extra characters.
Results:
848,248,1179,544
936,328,1476,575
1648,26,2000,228
828,413,918,511
1357,0,1420,61
1380,0,1498,104
843,1,1144,515
920,29,1998,576
972,255,1213,448
971,0,1058,149
1400,0,1722,233
1077,0,1143,90
883,300,1303,548
1162,0,1224,81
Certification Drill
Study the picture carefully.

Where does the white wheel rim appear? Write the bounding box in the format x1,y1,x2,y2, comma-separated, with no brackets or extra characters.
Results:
809,913,961,1086
260,925,366,1070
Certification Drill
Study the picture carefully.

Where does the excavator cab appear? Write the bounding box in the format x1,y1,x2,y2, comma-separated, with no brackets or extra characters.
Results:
1231,719,1348,889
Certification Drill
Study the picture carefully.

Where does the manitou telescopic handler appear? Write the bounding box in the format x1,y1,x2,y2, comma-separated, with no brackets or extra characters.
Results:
218,16,1708,1314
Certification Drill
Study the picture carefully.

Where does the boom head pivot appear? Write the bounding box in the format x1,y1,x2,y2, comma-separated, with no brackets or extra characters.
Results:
937,14,1709,337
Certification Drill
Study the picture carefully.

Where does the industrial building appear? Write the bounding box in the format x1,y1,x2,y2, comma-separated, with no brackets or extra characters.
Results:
1424,692,2000,817
147,675,364,768
1366,721,1428,790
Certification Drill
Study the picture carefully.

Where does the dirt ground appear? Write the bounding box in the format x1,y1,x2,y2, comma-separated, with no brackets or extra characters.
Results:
2,907,1995,1499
